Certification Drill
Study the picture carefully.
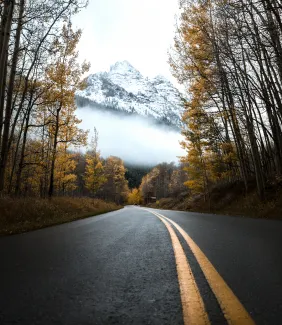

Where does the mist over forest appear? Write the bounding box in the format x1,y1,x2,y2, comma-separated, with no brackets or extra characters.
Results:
76,106,185,165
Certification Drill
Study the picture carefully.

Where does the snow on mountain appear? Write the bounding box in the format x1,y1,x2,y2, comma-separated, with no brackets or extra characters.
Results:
76,61,183,128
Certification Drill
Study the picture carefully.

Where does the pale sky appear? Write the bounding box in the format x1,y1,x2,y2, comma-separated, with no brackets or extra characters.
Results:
72,0,180,82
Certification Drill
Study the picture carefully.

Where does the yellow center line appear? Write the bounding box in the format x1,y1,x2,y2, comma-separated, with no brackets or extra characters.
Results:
147,209,255,325
147,210,210,325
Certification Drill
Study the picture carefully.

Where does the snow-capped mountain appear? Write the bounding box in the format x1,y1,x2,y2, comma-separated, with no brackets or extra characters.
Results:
76,61,183,128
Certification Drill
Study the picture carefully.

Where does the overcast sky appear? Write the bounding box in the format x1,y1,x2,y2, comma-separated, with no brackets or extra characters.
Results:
72,0,180,81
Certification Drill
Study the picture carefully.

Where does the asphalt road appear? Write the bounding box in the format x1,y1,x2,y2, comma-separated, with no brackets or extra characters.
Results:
1,206,282,324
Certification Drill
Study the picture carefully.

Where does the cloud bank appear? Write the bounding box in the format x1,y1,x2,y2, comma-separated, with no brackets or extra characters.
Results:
76,107,185,165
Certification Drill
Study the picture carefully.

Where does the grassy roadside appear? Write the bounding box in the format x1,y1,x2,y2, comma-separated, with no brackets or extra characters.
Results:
148,182,282,219
0,197,122,236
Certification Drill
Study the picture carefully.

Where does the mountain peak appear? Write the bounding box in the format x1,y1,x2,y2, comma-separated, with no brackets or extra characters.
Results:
109,60,140,75
76,61,183,128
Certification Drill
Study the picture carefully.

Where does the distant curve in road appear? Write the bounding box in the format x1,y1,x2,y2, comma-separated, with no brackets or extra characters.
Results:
1,206,282,324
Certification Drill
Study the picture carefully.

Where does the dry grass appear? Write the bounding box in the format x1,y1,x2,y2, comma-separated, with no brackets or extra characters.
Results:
0,197,122,236
148,182,282,219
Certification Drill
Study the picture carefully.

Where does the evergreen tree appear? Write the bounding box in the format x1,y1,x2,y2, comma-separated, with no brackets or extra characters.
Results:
84,128,106,196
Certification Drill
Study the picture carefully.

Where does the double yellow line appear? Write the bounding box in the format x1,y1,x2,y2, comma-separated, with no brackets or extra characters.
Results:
143,209,255,325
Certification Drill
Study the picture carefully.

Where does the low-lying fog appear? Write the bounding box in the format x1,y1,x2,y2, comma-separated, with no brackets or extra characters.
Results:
76,107,185,165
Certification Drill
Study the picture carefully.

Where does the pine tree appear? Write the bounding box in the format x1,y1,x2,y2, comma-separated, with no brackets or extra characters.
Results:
54,150,78,194
84,128,106,196
127,188,142,205
102,156,129,204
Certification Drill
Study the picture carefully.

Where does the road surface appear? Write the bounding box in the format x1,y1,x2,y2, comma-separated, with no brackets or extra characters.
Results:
1,206,282,324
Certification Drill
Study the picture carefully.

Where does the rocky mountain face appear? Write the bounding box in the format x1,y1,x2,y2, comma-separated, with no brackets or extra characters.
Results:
76,61,183,128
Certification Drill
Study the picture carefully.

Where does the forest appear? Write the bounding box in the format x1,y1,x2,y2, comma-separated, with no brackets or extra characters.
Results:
0,0,90,199
168,0,282,207
0,0,134,234
132,0,282,216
